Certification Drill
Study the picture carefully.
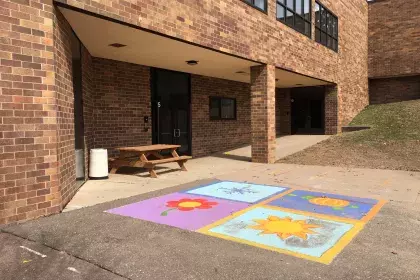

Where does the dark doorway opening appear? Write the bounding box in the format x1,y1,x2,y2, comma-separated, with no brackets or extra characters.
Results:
151,68,192,155
291,87,325,135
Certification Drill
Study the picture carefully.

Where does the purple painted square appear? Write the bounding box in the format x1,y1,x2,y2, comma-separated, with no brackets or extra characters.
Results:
105,193,249,231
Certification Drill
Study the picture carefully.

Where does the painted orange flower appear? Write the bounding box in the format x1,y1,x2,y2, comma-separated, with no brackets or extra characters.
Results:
161,198,218,216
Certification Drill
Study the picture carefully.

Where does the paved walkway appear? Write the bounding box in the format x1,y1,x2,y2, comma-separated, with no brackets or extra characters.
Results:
66,160,420,212
65,135,330,211
226,135,330,160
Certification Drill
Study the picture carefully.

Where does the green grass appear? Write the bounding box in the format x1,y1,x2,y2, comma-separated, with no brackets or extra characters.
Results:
345,100,420,143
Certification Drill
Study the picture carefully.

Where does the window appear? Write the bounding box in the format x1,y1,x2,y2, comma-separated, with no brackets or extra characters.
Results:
277,0,311,37
315,1,338,52
209,97,236,120
243,0,267,12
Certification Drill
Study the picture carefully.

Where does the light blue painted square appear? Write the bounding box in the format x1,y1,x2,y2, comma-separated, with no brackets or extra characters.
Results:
209,207,354,258
186,181,287,203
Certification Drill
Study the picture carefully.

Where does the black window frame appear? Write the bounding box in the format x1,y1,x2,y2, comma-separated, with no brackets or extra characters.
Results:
315,1,338,52
276,0,312,38
242,0,268,13
209,97,237,121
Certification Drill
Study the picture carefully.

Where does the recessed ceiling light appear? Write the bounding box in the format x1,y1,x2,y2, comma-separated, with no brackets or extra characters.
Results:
235,71,249,75
186,60,198,66
109,43,127,48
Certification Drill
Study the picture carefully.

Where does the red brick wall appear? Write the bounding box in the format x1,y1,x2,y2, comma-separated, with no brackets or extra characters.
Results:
54,9,76,208
368,0,420,78
191,75,250,157
84,58,253,159
337,1,369,127
56,0,369,127
369,76,420,105
0,0,61,224
90,58,152,156
56,0,338,82
325,85,338,135
368,1,420,105
276,89,291,136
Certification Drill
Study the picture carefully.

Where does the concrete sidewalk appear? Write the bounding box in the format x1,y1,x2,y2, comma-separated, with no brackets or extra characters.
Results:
226,135,330,160
66,160,420,211
218,163,420,205
65,135,330,211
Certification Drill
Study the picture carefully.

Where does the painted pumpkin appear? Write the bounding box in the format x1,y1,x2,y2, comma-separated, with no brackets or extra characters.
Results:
309,197,350,208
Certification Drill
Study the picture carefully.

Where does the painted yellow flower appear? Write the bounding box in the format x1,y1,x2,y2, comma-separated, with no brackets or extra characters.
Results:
309,197,350,208
249,216,320,240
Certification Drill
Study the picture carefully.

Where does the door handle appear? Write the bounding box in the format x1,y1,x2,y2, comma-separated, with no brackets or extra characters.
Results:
173,129,181,138
173,129,177,137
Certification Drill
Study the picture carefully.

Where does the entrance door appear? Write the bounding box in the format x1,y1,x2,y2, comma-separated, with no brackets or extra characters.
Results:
152,69,191,155
291,87,325,135
310,99,323,129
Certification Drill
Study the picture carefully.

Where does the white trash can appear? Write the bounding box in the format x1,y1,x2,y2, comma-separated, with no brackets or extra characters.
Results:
89,149,108,179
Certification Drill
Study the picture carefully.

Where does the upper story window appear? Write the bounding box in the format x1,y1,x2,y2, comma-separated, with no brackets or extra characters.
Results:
315,1,338,52
243,0,267,12
276,0,311,37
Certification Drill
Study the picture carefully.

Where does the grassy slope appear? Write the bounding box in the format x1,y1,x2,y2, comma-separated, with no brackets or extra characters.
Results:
348,100,420,142
279,100,420,171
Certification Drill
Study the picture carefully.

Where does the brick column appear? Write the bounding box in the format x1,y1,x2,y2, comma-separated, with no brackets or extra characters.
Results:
0,0,60,224
324,85,338,135
250,65,276,163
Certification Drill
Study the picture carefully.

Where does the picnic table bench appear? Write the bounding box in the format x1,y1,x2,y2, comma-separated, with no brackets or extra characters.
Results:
109,144,191,178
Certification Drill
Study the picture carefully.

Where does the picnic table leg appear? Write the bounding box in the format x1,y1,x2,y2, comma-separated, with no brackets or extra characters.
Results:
109,151,131,174
149,168,158,178
178,160,188,171
140,153,158,178
171,149,188,171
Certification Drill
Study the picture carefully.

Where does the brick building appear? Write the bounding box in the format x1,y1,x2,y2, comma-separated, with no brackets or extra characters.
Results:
1,0,409,225
368,0,420,104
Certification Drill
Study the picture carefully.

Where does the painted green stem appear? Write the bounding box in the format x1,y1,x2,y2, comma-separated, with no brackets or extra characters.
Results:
160,208,176,216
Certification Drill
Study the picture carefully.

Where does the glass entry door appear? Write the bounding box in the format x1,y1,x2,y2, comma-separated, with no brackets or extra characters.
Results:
152,69,191,155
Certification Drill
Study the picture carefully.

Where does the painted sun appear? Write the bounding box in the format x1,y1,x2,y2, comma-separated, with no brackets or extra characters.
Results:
249,216,321,240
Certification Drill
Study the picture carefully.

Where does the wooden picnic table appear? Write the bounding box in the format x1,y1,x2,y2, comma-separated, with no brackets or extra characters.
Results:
109,144,192,178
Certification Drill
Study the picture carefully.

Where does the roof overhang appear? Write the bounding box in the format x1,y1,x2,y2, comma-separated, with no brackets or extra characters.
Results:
58,6,334,89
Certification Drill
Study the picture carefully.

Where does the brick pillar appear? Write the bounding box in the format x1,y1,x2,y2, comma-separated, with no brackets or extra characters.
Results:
325,85,338,135
0,0,60,224
250,65,276,163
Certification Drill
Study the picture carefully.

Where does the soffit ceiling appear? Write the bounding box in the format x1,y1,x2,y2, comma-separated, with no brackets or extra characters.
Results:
59,7,333,88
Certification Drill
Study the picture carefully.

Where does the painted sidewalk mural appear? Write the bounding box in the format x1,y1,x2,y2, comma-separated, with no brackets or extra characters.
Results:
105,181,386,264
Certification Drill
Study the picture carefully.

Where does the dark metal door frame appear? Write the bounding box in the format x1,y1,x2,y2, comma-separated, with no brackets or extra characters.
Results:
151,68,192,156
